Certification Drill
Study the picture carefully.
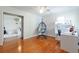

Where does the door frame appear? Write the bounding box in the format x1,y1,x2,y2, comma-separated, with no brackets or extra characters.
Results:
3,12,24,44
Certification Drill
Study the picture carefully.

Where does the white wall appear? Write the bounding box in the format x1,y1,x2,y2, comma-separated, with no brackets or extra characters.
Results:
24,13,41,39
55,10,79,29
43,9,79,37
43,14,56,37
0,10,3,45
0,6,41,45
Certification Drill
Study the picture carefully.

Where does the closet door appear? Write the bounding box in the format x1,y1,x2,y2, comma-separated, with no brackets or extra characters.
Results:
0,10,3,46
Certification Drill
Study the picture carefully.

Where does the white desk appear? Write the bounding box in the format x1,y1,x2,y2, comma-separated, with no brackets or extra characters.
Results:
60,35,79,53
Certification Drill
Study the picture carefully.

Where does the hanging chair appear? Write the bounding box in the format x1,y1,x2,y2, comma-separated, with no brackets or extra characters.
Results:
37,21,47,39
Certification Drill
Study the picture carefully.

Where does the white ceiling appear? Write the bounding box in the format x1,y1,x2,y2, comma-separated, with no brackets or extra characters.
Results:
12,6,41,14
12,6,79,15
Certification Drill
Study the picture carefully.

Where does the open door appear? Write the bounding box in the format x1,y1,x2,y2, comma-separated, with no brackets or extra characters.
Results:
3,12,24,44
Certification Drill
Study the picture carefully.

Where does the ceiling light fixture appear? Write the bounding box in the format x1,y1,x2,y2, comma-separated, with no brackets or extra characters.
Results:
39,6,44,14
39,6,48,14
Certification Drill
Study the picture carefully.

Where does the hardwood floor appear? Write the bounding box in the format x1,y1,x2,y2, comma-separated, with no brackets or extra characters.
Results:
0,36,67,53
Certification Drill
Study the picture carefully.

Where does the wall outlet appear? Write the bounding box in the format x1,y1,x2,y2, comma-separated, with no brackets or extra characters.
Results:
78,42,79,46
78,49,79,53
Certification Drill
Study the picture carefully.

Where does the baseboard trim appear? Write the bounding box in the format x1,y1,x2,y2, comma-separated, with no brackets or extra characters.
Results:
23,35,56,40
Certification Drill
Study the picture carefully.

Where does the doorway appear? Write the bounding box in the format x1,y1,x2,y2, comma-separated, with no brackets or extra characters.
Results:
3,12,24,44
